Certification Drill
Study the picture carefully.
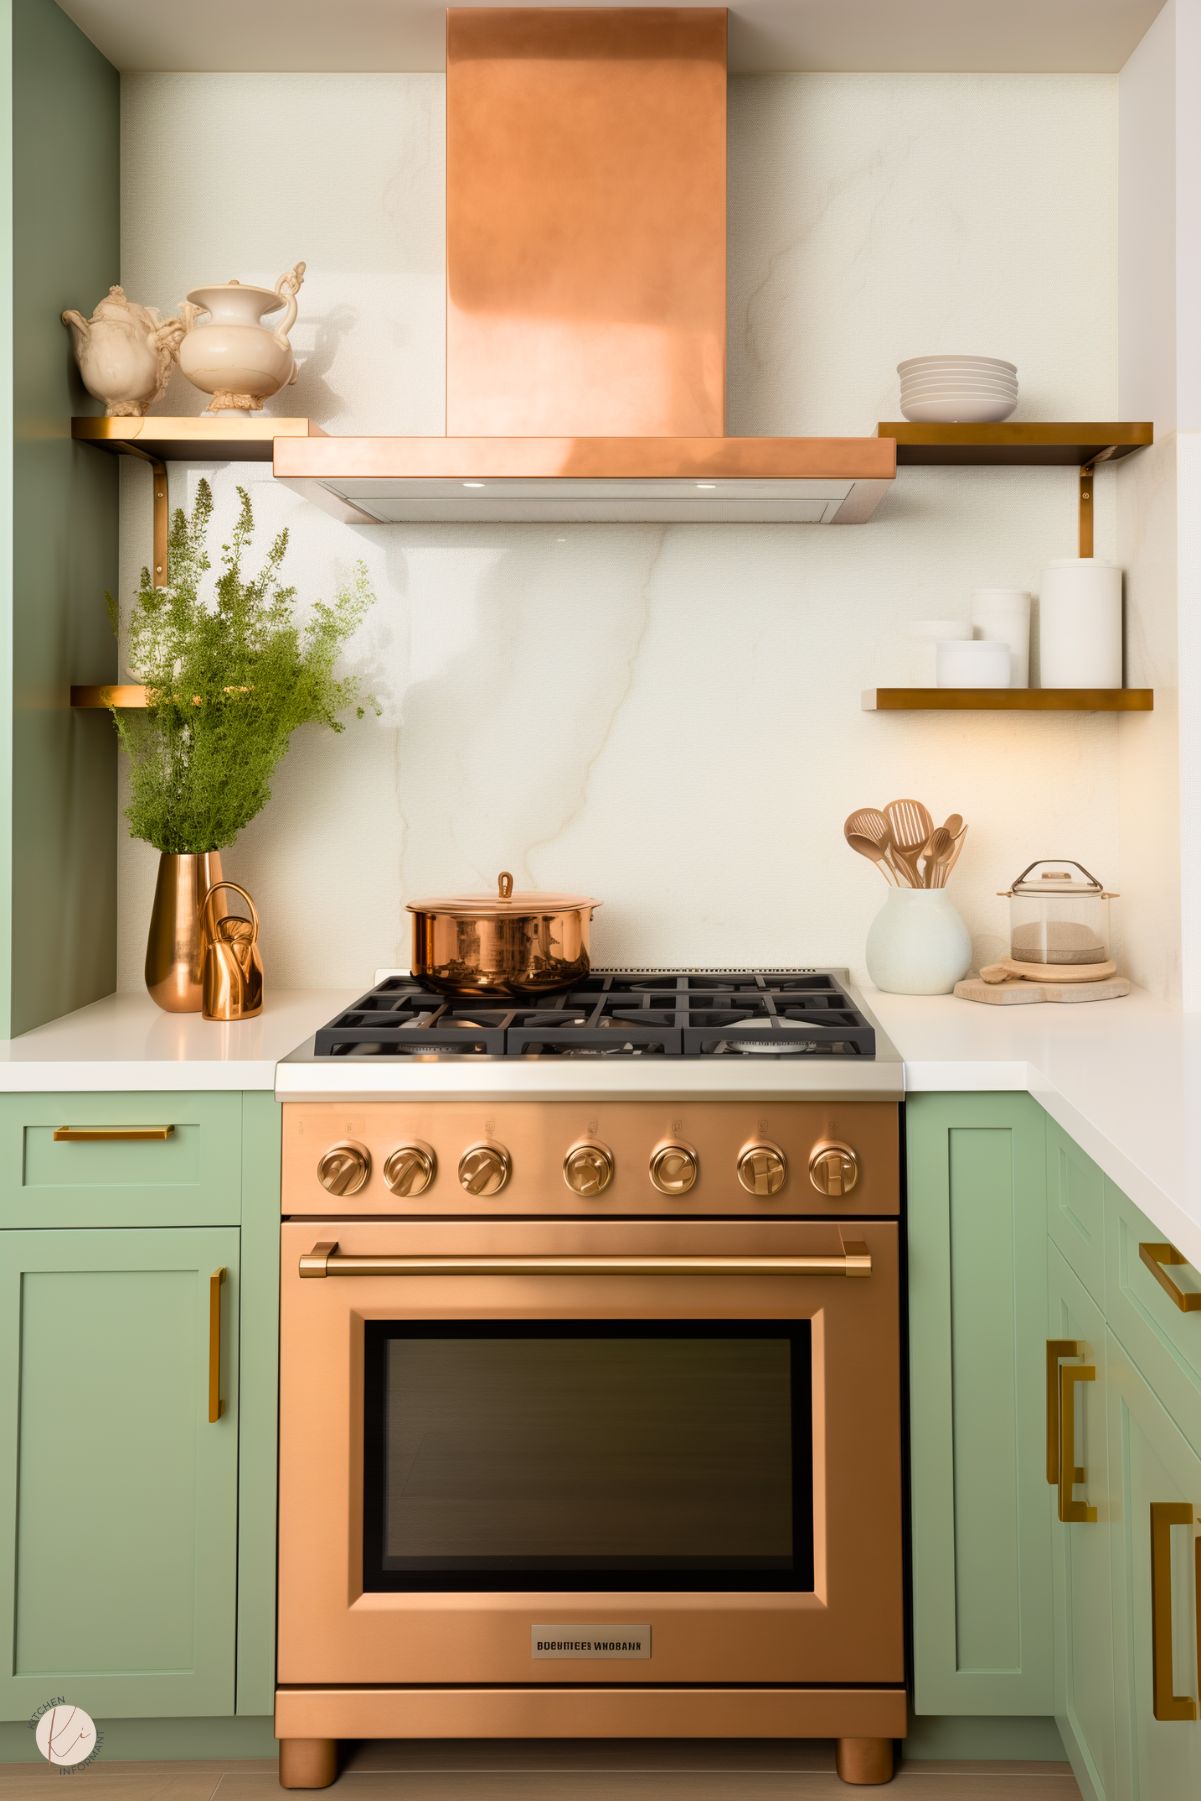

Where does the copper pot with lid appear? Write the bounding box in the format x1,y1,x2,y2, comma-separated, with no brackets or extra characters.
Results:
407,870,601,996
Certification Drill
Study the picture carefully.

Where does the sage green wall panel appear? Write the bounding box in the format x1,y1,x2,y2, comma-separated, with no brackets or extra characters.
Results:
5,0,119,1038
0,0,13,1039
1105,1180,1201,1457
0,1091,242,1227
907,1092,1053,1715
1106,1327,1201,1801
1046,1114,1107,1305
235,1091,280,1715
1048,1244,1117,1801
0,1228,239,1720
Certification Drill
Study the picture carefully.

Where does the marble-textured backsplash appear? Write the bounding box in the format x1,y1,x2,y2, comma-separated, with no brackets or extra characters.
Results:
116,70,1126,991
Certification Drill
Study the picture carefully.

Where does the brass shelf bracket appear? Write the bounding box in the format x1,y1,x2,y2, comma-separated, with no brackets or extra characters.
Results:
1079,462,1094,559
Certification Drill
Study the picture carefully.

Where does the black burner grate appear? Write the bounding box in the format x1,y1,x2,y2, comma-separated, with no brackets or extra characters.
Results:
313,970,876,1060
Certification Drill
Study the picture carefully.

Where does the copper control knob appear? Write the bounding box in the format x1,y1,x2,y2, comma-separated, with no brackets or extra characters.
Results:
563,1141,614,1197
650,1141,698,1196
317,1140,371,1197
737,1141,787,1197
459,1141,511,1196
383,1142,436,1198
808,1142,860,1199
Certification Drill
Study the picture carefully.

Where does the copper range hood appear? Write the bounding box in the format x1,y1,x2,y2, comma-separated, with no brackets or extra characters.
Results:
274,7,895,523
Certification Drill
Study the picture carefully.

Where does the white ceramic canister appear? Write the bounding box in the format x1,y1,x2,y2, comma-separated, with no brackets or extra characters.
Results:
936,638,1011,688
904,619,971,685
1038,558,1123,688
865,889,973,995
970,588,1031,687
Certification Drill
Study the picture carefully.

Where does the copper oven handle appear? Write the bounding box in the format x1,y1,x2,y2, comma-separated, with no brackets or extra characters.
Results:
53,1124,173,1142
1150,1501,1199,1721
1139,1241,1201,1313
298,1240,872,1279
208,1268,226,1423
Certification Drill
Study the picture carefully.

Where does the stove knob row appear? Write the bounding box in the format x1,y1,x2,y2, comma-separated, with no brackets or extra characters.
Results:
384,1141,436,1197
459,1141,512,1196
563,1141,614,1196
316,1140,372,1197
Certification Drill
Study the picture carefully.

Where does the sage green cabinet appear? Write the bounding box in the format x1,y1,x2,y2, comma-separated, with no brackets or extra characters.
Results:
907,1092,1053,1715
1107,1329,1201,1800
1048,1244,1117,1801
0,1227,240,1720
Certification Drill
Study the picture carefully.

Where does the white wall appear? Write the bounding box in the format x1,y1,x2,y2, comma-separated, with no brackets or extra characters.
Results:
117,71,1124,992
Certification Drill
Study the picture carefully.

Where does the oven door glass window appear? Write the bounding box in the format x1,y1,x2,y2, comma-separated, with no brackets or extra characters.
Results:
362,1321,812,1592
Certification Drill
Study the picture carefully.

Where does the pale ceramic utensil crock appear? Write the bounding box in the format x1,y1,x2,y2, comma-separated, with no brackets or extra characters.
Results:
865,888,972,995
178,263,306,413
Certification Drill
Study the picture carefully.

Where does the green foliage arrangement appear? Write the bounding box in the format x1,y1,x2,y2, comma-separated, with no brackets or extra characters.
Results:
110,479,375,854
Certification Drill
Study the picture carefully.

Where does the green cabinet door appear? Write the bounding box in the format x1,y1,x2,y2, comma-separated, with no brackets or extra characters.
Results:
0,1228,239,1720
1048,1244,1117,1801
907,1092,1053,1714
1107,1327,1201,1801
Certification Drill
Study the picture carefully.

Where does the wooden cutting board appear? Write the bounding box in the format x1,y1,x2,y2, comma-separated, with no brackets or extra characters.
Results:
955,974,1131,1005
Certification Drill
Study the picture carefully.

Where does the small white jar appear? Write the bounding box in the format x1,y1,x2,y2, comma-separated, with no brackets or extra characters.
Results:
936,638,1012,688
904,619,972,685
1038,558,1123,688
971,588,1031,687
865,889,973,995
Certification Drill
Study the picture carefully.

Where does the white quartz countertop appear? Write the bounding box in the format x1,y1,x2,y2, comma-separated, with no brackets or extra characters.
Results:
0,990,357,1092
866,986,1201,1272
1,981,1198,1275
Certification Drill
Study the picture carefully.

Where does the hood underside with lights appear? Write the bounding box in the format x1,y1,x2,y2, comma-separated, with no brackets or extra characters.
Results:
274,7,895,523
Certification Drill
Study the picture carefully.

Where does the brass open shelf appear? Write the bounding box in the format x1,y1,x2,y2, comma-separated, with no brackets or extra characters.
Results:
71,684,149,709
862,688,1154,713
71,415,322,462
876,422,1152,466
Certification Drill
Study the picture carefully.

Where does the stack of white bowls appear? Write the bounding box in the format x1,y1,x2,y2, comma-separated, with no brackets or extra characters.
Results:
898,356,1018,423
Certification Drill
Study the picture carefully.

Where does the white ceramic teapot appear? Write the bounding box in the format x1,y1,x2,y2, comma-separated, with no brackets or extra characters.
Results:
61,285,184,417
177,262,306,413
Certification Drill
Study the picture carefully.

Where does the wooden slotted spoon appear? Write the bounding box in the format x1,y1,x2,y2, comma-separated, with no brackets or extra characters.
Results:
921,826,954,888
885,798,934,885
844,809,901,885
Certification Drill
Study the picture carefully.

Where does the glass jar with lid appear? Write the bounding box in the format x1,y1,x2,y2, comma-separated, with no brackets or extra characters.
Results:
1000,860,1116,966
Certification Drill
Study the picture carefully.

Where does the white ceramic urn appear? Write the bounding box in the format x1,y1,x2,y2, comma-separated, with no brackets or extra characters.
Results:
177,262,306,413
61,286,184,417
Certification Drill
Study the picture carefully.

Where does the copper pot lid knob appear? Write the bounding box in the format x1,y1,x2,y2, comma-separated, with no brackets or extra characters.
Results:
498,871,514,901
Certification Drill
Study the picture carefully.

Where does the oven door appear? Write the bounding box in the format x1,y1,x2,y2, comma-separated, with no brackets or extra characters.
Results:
278,1216,902,1686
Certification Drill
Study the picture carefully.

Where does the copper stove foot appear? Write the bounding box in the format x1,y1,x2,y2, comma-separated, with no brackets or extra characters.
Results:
278,1737,338,1789
836,1737,895,1785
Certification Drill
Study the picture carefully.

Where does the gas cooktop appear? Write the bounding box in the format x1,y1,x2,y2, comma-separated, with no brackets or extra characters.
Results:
313,970,877,1060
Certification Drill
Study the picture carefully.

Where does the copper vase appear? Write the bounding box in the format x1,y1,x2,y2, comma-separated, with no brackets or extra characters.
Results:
145,852,230,1013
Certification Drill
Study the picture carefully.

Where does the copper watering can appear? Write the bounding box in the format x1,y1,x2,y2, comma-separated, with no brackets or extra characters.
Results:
201,881,264,1021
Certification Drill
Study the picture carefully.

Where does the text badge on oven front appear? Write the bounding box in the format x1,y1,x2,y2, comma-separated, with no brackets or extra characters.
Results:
531,1625,651,1660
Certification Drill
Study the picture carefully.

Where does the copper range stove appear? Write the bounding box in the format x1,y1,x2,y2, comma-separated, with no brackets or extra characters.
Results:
275,971,905,1789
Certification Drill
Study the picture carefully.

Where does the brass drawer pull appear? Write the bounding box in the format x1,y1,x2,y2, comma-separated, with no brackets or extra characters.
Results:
208,1268,226,1423
1139,1241,1201,1313
1045,1339,1096,1522
53,1124,174,1143
299,1240,872,1280
1150,1501,1199,1721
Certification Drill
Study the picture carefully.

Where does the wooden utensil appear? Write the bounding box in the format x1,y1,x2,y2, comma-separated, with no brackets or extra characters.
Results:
941,822,968,882
921,826,954,888
942,812,964,838
885,798,934,884
845,809,905,884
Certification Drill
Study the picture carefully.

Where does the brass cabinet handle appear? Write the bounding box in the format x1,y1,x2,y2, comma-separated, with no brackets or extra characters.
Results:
53,1124,174,1142
299,1239,872,1280
1139,1241,1201,1314
1045,1339,1096,1522
1150,1501,1199,1721
208,1268,226,1423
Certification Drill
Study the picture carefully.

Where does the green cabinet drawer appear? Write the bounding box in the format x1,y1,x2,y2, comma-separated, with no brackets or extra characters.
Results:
1048,1244,1117,1801
0,1093,242,1227
1106,1328,1201,1799
1105,1182,1201,1457
1046,1115,1107,1304
0,1228,240,1719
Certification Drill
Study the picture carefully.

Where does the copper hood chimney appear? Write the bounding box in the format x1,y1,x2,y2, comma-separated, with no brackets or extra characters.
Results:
275,7,894,522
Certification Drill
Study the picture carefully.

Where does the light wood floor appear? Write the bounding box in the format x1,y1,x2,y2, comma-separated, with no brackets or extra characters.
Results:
0,1739,1084,1799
